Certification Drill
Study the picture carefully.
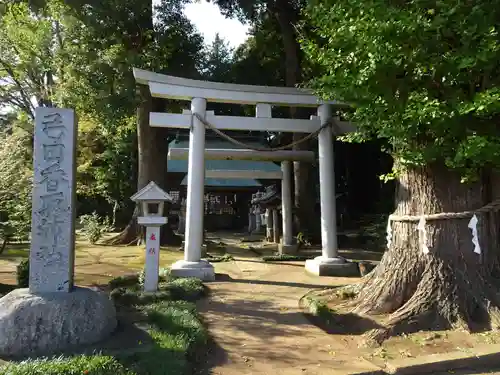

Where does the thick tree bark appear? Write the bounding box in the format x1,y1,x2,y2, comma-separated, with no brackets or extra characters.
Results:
105,87,182,246
0,237,7,255
272,0,318,239
346,162,500,344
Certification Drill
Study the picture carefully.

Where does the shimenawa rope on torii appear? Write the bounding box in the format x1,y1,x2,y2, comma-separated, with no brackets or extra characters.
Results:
192,112,342,152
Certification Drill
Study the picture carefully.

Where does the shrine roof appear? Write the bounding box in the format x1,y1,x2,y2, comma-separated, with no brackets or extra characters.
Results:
168,139,280,187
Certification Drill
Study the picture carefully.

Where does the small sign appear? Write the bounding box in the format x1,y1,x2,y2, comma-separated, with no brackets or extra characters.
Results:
148,248,155,255
150,233,156,241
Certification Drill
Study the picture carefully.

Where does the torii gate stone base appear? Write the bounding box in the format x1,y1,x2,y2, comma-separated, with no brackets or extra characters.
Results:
134,68,360,279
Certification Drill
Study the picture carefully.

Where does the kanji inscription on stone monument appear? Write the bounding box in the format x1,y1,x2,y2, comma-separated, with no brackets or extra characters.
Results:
29,108,77,293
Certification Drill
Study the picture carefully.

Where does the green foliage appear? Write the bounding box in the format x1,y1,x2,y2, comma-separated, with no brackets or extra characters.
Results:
262,254,314,262
1,355,133,375
108,274,140,289
0,128,32,242
16,259,29,288
79,212,109,244
109,270,205,306
205,253,234,262
302,0,500,179
200,33,234,81
123,300,207,375
296,232,311,247
301,294,336,325
0,2,60,117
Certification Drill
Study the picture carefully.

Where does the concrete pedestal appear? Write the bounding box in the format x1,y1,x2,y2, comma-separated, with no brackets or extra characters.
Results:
305,256,359,277
170,259,215,281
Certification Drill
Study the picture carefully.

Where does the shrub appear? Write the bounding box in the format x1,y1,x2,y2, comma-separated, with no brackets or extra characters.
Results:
79,212,107,244
108,274,140,289
206,254,234,263
167,278,205,301
16,259,29,287
138,267,175,287
0,131,33,243
262,254,314,262
109,270,205,306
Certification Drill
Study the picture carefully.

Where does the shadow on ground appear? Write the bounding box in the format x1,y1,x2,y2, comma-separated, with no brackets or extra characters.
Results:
303,309,382,335
214,273,333,289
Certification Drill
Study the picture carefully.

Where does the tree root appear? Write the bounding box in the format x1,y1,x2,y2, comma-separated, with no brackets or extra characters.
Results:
103,221,141,246
335,256,500,345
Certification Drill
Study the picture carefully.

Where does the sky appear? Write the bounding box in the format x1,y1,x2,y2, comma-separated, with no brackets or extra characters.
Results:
154,1,250,48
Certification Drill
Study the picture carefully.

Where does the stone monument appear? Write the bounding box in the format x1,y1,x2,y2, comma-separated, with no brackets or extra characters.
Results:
0,108,117,358
29,109,77,293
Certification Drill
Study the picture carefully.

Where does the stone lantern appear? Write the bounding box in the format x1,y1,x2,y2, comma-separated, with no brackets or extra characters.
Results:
131,181,173,291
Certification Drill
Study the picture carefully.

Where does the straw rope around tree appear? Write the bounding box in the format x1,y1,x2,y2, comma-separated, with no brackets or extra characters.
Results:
389,198,500,222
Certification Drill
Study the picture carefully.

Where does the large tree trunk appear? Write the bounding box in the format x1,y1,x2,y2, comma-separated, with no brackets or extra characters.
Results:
348,162,500,344
105,87,182,246
273,0,318,240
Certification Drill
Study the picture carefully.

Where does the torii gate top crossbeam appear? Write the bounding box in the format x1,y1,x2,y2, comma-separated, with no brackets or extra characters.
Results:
133,68,346,107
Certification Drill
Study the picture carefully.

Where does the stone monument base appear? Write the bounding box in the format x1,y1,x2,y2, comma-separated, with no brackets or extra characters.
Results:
278,243,299,255
0,287,117,358
171,259,215,281
305,256,360,277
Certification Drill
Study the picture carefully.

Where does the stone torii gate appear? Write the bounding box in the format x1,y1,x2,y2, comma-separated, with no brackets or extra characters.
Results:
133,68,357,280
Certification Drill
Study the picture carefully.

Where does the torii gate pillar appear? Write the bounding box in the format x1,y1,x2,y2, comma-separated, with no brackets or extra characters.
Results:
171,97,215,281
305,104,358,276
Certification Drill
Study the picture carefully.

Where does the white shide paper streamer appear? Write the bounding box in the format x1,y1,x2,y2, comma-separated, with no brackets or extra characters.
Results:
468,214,481,254
386,217,392,249
417,216,429,254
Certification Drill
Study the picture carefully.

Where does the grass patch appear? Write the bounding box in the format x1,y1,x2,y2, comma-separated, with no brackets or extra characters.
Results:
262,254,314,262
109,269,205,306
1,355,132,375
1,271,208,375
121,300,207,375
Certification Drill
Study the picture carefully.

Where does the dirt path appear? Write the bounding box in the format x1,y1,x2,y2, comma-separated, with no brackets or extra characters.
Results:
197,257,381,375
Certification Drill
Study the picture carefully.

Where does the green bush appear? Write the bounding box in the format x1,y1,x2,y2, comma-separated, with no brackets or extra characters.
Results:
108,274,140,289
1,355,133,375
110,280,205,306
262,254,314,262
168,278,205,301
109,270,205,306
79,212,107,244
16,259,29,287
138,267,176,287
206,253,234,263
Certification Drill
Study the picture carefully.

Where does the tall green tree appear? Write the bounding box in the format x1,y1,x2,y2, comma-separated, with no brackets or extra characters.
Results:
209,0,320,237
303,0,500,341
0,124,32,250
201,33,233,81
61,0,203,245
0,2,60,118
